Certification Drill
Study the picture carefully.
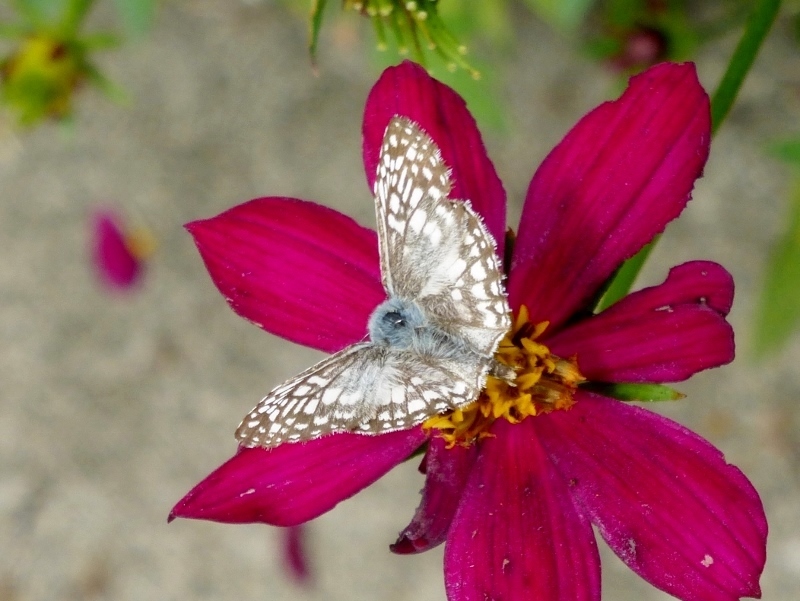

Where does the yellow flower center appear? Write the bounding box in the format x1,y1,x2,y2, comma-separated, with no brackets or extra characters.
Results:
423,306,584,447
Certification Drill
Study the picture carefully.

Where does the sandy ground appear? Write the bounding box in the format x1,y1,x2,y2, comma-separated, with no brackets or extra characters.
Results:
1,1,799,599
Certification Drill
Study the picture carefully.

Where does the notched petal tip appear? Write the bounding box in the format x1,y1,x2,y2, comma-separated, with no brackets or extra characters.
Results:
391,438,477,555
390,533,430,555
548,260,735,383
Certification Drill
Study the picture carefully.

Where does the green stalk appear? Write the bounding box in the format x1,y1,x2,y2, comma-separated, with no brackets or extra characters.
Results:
596,0,782,312
309,0,328,64
710,0,781,134
61,0,95,33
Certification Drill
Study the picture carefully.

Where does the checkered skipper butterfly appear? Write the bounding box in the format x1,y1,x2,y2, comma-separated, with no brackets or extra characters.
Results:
236,116,512,448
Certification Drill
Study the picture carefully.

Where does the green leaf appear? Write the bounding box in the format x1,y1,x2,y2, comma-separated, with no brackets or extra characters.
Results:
595,238,656,312
753,182,800,355
768,138,800,167
13,0,62,25
0,22,30,39
581,382,685,402
80,32,121,50
111,0,156,37
603,0,641,28
84,62,129,104
710,0,781,134
439,0,513,45
60,0,94,33
522,0,595,32
309,0,328,66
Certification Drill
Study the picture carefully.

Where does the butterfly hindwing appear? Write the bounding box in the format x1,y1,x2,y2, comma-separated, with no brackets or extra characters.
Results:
235,343,488,447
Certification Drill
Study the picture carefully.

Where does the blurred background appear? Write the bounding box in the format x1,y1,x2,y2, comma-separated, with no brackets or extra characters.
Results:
0,0,799,599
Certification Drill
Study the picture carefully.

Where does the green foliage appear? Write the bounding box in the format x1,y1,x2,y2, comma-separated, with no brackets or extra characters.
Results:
309,0,328,65
769,138,800,166
754,182,800,355
112,0,157,37
522,0,595,33
0,0,124,126
12,0,63,25
581,382,685,402
338,0,480,76
1,35,89,125
595,239,655,312
710,0,781,134
363,0,512,131
584,0,703,71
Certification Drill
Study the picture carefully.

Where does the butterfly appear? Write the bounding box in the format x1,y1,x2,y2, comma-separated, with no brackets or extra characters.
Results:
235,116,512,448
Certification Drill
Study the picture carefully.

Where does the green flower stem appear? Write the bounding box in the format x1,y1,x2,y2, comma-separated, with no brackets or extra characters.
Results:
596,0,782,312
61,0,96,33
309,0,328,63
710,0,781,135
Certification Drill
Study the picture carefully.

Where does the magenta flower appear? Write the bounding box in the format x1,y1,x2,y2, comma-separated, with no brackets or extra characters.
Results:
170,61,767,600
90,207,148,291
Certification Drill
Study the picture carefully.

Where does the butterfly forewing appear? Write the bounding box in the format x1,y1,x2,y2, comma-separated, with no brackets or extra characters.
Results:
374,117,452,296
374,117,510,355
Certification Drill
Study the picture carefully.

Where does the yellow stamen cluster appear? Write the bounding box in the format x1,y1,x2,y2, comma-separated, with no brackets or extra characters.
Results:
423,306,585,447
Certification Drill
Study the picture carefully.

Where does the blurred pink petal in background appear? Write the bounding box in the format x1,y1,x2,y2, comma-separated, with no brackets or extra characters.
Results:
90,207,151,291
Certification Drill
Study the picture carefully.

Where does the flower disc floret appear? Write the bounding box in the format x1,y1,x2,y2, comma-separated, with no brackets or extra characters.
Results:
424,306,584,446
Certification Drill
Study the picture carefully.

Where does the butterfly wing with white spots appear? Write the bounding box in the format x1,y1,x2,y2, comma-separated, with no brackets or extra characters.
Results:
373,117,511,355
235,343,489,447
235,116,511,449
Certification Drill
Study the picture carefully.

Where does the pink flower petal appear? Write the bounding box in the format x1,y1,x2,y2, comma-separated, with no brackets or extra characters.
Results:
546,261,735,383
510,63,711,329
444,419,600,601
282,525,311,584
91,209,143,290
602,260,734,316
169,428,427,527
536,393,767,601
362,61,507,251
391,437,477,554
186,197,384,354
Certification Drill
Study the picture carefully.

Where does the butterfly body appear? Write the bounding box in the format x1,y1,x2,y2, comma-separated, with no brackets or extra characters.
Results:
236,117,512,448
369,296,482,362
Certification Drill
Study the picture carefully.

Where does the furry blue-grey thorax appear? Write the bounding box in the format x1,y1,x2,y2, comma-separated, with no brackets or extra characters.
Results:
367,296,482,362
368,297,428,349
